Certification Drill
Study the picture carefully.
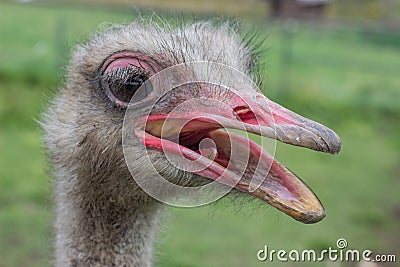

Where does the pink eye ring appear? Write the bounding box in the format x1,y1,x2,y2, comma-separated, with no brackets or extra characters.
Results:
99,51,161,108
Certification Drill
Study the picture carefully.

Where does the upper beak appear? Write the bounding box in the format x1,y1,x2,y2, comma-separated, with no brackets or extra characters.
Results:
233,92,341,155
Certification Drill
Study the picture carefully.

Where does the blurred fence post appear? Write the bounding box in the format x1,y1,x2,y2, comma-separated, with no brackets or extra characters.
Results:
278,19,297,100
55,15,68,75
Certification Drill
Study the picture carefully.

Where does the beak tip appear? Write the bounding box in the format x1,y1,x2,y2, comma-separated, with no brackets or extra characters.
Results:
326,131,342,155
302,211,326,224
296,206,326,224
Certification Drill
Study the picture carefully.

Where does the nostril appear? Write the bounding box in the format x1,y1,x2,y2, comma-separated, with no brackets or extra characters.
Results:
233,106,250,115
233,106,258,124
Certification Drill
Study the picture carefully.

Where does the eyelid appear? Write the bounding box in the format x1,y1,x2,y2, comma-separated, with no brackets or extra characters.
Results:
100,51,160,75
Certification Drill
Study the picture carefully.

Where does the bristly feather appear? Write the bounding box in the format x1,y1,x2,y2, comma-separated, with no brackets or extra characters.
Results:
242,25,269,89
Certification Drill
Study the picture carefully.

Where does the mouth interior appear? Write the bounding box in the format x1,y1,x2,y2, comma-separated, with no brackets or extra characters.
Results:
140,117,325,223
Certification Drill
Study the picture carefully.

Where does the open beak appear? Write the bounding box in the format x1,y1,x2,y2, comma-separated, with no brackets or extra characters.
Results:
134,87,341,224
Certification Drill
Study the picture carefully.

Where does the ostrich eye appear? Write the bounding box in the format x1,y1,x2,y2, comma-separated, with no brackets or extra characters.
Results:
102,66,152,106
99,52,159,108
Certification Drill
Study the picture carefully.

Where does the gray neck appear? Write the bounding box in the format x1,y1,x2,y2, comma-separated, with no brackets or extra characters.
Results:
53,171,162,267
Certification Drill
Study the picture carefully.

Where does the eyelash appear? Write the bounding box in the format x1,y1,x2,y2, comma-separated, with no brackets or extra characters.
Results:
103,66,146,87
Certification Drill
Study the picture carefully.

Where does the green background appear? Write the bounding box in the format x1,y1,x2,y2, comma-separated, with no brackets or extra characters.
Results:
0,2,399,267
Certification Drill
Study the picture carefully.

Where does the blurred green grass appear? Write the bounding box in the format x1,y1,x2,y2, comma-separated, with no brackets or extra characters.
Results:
0,3,399,267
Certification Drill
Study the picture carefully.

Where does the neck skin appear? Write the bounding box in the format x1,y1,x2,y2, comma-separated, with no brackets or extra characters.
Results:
53,169,162,267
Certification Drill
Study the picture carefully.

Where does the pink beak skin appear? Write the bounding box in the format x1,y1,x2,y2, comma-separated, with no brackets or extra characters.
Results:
136,89,341,224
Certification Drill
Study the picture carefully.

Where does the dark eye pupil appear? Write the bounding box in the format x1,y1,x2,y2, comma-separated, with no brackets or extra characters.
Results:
115,74,148,103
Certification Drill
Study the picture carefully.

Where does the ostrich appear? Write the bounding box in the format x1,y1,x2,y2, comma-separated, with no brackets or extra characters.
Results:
43,20,341,267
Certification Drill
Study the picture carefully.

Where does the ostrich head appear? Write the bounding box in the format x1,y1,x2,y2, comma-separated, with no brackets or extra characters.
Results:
44,19,341,267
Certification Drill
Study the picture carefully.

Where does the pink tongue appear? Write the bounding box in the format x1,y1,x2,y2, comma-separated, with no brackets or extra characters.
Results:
197,138,218,161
